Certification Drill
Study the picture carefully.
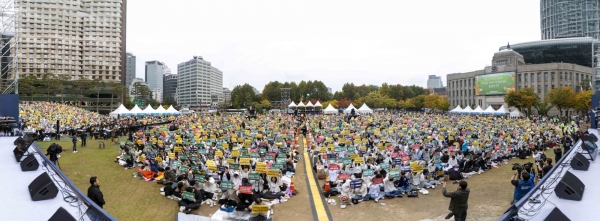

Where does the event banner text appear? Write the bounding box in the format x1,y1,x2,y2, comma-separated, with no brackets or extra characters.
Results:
475,72,515,96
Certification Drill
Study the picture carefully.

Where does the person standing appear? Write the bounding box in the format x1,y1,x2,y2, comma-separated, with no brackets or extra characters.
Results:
80,131,87,147
442,181,470,221
71,135,77,153
511,172,534,204
87,176,105,209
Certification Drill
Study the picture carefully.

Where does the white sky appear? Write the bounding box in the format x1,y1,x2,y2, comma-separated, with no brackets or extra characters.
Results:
127,0,540,92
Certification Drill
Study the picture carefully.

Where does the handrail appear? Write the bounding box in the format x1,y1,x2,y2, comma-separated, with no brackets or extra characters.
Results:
32,142,117,221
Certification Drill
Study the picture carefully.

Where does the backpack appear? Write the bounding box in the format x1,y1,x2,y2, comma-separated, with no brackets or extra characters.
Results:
407,190,419,197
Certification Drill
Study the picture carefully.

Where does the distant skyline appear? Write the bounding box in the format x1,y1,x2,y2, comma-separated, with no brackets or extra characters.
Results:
127,0,540,93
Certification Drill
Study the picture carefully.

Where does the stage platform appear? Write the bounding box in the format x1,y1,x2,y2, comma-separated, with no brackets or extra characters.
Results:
505,129,600,221
0,136,115,221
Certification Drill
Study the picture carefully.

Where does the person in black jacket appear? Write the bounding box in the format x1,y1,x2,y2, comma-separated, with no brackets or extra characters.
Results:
179,187,202,214
442,181,470,221
87,176,105,208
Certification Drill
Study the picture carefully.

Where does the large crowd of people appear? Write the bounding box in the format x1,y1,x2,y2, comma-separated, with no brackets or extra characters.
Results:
21,101,588,218
303,111,583,212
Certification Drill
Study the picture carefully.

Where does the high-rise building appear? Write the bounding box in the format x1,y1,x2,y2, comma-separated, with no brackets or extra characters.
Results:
177,56,223,110
223,87,231,106
427,75,444,88
145,60,168,91
16,0,127,83
327,87,332,93
151,89,162,103
541,0,600,40
163,73,178,102
125,52,136,87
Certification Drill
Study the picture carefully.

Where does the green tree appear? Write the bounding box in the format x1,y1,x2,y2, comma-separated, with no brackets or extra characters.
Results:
76,78,94,106
547,86,575,117
436,96,450,111
111,83,127,110
573,90,592,116
379,83,391,97
124,96,134,109
580,79,592,91
411,95,426,109
230,83,258,109
388,84,405,100
92,78,105,112
533,99,554,116
131,82,152,106
504,88,538,116
423,94,441,109
41,73,58,102
52,74,71,103
163,95,178,108
18,75,38,101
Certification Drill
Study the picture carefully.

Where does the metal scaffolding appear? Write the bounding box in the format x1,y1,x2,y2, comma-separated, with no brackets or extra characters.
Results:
280,88,290,109
0,0,18,94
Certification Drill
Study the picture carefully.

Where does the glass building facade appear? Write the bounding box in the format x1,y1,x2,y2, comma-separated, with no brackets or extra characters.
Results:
499,37,597,68
541,0,600,40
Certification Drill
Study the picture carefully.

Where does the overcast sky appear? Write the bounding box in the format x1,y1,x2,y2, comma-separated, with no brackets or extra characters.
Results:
127,0,540,92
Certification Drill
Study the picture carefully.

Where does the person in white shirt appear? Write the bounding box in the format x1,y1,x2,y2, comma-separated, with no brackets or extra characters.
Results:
383,174,402,198
328,168,340,186
339,180,353,209
448,155,458,168
362,174,384,202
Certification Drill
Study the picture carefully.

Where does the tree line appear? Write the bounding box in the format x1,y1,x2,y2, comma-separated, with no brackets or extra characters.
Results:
504,86,591,117
229,80,449,111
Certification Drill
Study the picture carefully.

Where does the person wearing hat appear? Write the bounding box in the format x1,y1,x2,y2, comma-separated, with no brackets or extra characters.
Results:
87,176,105,209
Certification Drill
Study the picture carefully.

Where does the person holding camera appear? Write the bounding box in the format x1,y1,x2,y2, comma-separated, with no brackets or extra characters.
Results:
511,172,534,204
46,143,62,165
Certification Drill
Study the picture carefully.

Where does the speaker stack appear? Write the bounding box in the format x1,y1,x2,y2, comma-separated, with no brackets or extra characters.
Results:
11,136,71,220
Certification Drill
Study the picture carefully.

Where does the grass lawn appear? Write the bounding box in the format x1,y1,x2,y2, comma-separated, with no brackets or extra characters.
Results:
36,138,179,221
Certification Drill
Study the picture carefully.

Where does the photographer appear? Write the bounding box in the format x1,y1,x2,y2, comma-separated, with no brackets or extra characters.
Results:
511,172,534,204
538,158,553,178
46,143,62,165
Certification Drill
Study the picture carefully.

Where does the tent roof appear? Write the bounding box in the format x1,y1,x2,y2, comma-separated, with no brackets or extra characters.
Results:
306,101,314,107
495,105,510,114
142,105,156,113
324,104,336,110
472,106,484,112
156,105,167,113
297,102,305,107
111,104,130,114
166,105,179,113
462,106,473,112
483,106,496,113
288,101,296,107
450,106,463,112
359,103,371,110
314,101,323,107
129,104,143,113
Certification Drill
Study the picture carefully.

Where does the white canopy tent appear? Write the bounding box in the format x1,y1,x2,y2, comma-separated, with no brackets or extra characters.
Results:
296,101,305,109
358,103,373,114
510,109,522,118
129,104,144,116
344,103,358,113
314,101,323,109
142,105,157,116
461,106,473,114
323,104,338,114
306,101,314,109
288,101,297,108
483,106,496,114
472,106,484,114
109,104,132,118
155,105,168,115
449,106,463,113
495,105,510,115
166,105,180,115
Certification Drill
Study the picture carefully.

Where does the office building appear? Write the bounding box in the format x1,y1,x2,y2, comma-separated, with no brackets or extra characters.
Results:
223,87,231,106
16,0,127,83
151,89,162,103
129,77,148,102
427,75,444,88
499,38,598,68
163,73,177,102
327,87,332,93
125,52,136,87
145,60,168,91
177,56,223,110
448,47,592,116
541,0,600,40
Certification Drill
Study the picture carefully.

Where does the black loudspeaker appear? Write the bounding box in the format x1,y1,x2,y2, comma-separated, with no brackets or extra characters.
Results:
554,171,585,201
13,146,24,162
20,154,39,171
48,207,76,221
544,207,571,221
28,172,58,201
570,152,590,171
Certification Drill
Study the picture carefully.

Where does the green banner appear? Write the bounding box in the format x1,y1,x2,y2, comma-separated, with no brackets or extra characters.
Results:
475,72,515,95
249,172,260,181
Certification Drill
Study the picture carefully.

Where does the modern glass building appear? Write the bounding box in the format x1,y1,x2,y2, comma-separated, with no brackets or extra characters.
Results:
177,56,223,110
499,37,598,67
541,0,600,40
163,73,177,102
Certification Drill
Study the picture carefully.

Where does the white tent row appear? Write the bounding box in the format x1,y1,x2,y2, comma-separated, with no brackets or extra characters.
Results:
344,103,358,114
455,105,513,115
109,104,180,118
